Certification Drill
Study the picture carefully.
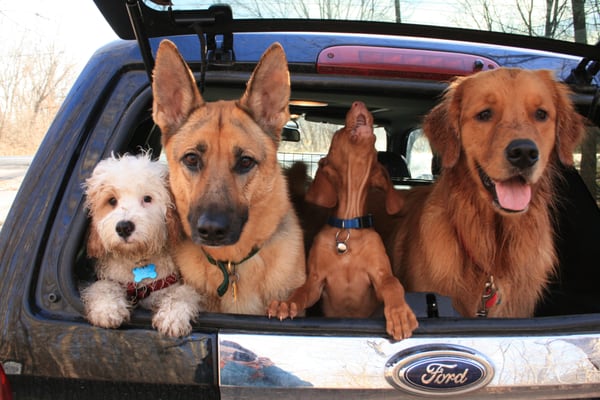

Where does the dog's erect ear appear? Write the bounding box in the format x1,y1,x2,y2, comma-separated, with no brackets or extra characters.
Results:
238,43,291,143
370,162,404,215
306,159,337,208
86,225,105,259
423,78,463,169
538,70,585,165
152,40,205,141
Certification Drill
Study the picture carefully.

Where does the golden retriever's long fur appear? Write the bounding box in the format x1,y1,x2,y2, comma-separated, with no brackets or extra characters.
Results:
387,68,584,317
151,40,306,315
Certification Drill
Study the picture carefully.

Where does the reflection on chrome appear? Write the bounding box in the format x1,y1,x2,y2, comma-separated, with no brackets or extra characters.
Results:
219,332,600,398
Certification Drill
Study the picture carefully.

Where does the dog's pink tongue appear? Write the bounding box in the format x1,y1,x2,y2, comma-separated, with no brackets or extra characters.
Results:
495,178,531,211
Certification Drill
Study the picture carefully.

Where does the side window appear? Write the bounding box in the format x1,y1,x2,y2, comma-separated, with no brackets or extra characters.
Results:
406,128,434,180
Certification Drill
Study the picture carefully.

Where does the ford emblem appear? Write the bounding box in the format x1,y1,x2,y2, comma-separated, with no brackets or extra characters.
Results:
385,344,494,395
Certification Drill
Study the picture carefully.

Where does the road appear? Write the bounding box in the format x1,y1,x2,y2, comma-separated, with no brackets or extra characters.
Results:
0,157,32,228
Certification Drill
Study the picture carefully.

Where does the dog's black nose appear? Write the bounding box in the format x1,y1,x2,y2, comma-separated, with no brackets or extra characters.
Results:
193,205,247,246
196,213,231,243
116,220,135,238
505,139,539,169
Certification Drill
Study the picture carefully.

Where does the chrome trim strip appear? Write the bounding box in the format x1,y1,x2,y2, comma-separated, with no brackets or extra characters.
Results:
218,332,600,398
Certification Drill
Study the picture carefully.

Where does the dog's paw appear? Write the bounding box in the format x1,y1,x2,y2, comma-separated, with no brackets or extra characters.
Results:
87,306,130,329
384,303,419,341
81,281,131,329
151,284,204,337
152,309,193,337
267,300,299,320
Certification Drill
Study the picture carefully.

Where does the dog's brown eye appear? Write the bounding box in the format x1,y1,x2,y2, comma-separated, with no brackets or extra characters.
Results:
182,153,201,171
236,156,256,174
476,109,493,121
143,195,152,203
535,109,548,121
108,197,117,207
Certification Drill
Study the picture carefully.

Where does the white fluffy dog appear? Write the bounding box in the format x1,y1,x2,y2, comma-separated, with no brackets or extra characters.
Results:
81,153,204,337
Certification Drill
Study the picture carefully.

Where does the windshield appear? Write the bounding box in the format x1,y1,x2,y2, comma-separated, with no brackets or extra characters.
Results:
144,0,599,45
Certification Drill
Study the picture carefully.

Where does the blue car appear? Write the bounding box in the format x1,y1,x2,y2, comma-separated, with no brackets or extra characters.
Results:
0,1,599,398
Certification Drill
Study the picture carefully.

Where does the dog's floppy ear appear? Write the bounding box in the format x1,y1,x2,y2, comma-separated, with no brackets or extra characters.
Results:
422,77,464,169
86,224,105,259
370,162,404,215
152,40,205,142
305,158,337,208
538,70,585,165
238,42,291,143
165,184,185,246
166,205,184,247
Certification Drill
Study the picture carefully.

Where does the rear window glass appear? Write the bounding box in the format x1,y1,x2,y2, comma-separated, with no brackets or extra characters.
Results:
278,115,386,178
143,0,599,45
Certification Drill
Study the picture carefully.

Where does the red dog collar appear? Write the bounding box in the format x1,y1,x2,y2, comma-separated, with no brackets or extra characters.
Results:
126,273,179,305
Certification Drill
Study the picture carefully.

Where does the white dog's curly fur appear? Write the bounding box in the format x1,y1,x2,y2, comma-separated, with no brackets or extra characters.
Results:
81,153,204,337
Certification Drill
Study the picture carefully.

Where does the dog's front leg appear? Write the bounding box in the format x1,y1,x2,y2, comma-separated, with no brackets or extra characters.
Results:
80,280,131,329
267,265,324,320
372,263,419,340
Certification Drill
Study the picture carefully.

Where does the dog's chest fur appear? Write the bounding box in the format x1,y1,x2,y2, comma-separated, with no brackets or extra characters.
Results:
418,175,555,317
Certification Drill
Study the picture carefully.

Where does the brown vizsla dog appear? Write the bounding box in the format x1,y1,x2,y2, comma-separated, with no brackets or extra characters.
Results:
268,101,418,340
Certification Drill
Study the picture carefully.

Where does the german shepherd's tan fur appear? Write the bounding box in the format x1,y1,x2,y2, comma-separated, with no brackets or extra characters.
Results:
152,40,306,314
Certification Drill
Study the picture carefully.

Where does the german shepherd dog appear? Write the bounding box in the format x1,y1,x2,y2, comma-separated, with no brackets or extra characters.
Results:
152,40,306,315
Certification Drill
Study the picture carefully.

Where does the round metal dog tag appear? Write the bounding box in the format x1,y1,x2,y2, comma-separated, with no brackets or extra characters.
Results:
335,230,350,254
336,241,348,254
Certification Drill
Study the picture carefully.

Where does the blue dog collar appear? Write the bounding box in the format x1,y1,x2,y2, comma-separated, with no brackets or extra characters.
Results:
327,214,374,229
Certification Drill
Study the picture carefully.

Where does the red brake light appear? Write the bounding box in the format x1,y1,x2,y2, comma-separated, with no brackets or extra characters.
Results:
0,364,12,400
317,45,499,80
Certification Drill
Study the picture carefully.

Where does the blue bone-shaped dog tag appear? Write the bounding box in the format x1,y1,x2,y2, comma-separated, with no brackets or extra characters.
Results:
132,264,157,283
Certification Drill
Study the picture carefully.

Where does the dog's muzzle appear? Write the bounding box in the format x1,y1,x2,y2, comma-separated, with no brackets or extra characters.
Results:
476,139,539,213
191,205,248,246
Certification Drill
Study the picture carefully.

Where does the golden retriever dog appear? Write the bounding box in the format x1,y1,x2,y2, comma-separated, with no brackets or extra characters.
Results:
387,68,584,318
268,101,417,340
81,153,204,337
151,40,306,315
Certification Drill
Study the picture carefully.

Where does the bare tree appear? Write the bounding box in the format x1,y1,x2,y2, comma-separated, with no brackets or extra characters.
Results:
0,37,75,155
229,0,394,21
456,0,572,38
394,0,401,22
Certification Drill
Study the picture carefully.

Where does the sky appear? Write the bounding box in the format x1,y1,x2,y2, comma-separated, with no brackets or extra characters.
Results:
0,1,119,74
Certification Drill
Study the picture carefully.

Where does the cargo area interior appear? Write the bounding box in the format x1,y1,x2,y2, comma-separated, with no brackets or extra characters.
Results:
70,64,600,332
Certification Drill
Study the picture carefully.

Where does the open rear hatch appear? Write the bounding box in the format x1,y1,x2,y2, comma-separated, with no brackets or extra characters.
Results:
95,1,600,91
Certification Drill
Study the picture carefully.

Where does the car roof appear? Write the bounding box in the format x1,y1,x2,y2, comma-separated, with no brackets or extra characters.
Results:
95,0,599,60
